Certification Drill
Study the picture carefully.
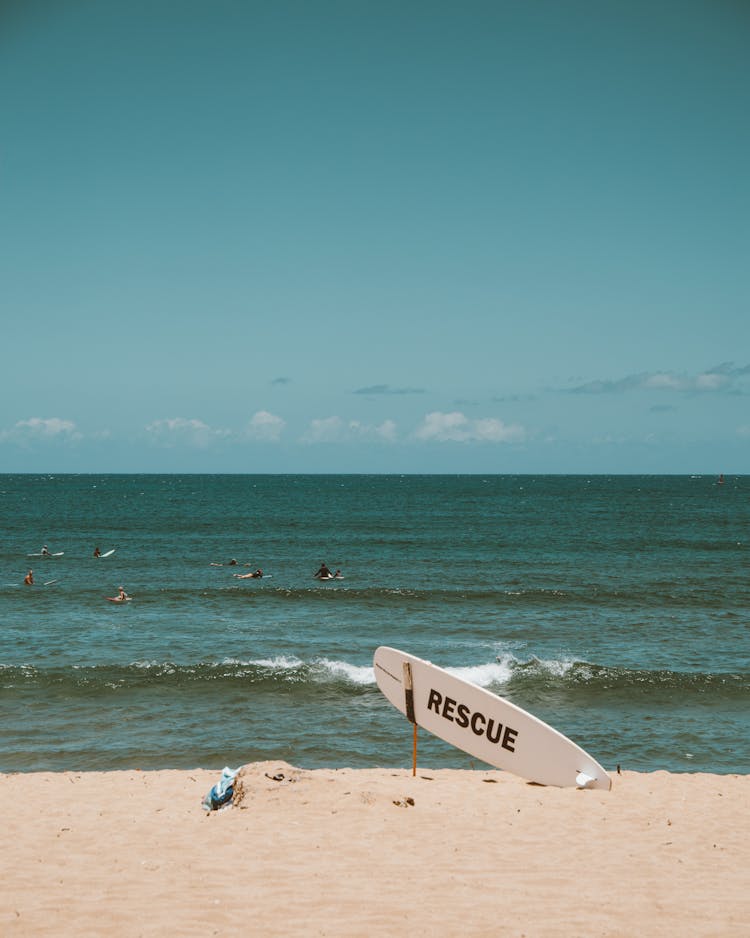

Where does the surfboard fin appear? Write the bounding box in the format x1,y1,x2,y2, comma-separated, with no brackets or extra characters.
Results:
575,772,597,789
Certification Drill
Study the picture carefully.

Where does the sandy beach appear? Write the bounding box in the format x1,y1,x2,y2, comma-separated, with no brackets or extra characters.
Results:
1,762,748,936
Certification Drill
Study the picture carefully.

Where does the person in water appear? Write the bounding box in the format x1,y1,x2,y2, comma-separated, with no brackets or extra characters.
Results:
117,586,129,601
41,545,50,557
24,570,34,585
93,546,101,558
314,562,333,579
233,569,263,579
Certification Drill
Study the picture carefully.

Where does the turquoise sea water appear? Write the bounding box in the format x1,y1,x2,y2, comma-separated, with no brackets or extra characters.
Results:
1,474,748,774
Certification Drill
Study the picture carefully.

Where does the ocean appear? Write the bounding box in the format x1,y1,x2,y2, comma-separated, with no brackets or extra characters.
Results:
1,474,748,775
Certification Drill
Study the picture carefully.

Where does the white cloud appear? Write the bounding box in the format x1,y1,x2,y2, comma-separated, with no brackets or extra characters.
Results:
302,416,345,443
374,419,397,442
302,416,399,444
245,410,285,442
570,364,748,395
415,411,525,444
145,417,228,448
349,419,398,442
694,372,729,391
641,371,731,392
0,417,82,443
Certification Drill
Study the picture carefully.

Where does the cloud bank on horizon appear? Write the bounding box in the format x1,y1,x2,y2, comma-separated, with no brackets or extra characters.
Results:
1,409,521,450
2,362,747,472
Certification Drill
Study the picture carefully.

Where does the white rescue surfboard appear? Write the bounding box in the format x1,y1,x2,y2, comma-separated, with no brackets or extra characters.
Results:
373,646,611,790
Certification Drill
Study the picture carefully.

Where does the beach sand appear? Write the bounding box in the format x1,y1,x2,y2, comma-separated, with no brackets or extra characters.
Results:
1,762,748,936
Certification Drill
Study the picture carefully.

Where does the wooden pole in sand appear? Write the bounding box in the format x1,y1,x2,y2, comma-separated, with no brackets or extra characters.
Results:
403,662,417,777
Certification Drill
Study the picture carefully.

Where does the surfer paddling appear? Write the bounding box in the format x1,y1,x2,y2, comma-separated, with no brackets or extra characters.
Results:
233,569,263,579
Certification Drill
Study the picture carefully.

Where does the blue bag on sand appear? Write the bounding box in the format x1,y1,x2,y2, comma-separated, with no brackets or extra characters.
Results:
202,766,238,812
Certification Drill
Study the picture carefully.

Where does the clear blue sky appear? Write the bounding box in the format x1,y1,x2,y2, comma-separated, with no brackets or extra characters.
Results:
1,0,748,473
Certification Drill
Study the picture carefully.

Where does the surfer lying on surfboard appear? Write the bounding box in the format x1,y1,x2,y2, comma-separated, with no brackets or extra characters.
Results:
233,568,264,579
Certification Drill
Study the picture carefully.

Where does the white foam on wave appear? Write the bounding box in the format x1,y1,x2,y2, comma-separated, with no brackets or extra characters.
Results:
131,660,175,672
530,656,577,677
492,643,580,679
446,660,514,688
317,658,376,685
249,655,304,671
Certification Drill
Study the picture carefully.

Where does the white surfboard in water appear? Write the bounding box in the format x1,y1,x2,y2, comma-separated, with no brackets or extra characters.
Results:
373,646,611,790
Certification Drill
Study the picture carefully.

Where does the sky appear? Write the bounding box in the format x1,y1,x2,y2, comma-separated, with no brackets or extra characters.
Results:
1,0,748,474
